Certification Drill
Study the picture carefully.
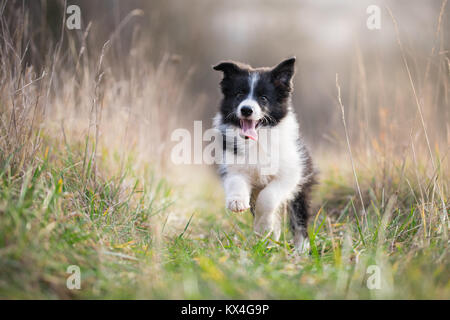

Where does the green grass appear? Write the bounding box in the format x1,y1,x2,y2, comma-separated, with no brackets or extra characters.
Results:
0,136,448,299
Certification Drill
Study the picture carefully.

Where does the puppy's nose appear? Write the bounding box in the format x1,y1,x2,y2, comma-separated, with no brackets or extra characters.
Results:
240,106,253,117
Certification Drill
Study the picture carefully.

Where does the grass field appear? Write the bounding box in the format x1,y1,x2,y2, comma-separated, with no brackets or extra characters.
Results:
0,2,449,299
0,133,448,299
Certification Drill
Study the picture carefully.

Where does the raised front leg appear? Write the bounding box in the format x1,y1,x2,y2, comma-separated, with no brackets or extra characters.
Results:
223,174,250,212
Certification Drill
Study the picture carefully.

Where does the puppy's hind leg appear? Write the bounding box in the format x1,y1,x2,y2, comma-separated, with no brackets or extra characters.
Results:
288,191,311,254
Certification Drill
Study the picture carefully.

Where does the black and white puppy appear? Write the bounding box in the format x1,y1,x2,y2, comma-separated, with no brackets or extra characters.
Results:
212,57,316,253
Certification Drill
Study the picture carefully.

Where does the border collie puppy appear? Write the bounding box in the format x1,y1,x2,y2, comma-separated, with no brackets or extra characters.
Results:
212,57,316,253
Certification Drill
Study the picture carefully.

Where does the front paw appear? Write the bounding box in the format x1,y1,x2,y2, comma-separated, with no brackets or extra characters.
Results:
226,195,250,212
254,215,281,241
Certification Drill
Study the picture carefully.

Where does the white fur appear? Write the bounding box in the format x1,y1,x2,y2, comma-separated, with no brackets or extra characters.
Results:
236,73,262,120
294,233,310,254
213,110,309,243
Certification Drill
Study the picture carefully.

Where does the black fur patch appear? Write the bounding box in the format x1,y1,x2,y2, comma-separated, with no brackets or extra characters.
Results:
213,58,296,128
287,141,317,238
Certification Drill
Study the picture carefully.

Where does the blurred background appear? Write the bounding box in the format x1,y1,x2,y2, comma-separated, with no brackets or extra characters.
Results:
3,0,449,158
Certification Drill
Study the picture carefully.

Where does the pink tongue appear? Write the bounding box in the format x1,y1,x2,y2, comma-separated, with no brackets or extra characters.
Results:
240,120,258,141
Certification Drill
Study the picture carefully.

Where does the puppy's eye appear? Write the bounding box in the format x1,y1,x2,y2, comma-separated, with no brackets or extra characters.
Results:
259,96,269,105
236,91,245,99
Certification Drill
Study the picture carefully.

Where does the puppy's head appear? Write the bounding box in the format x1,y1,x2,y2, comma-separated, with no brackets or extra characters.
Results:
213,57,296,141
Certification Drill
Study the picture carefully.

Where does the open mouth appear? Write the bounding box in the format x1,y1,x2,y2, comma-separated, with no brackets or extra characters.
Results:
239,119,261,141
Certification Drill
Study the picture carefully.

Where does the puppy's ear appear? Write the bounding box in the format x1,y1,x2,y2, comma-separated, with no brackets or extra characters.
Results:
271,57,296,90
212,61,242,77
